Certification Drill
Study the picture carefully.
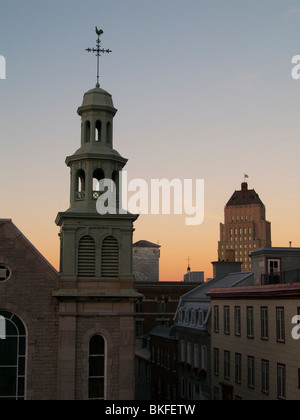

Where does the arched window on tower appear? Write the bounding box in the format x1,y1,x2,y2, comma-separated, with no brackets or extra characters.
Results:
101,236,119,278
93,169,105,199
75,169,86,200
95,121,102,142
78,236,96,278
88,335,106,400
106,122,112,145
112,171,120,204
84,121,91,143
0,311,26,400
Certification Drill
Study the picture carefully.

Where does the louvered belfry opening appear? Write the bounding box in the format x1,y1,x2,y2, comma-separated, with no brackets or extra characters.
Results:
78,236,96,278
101,236,119,278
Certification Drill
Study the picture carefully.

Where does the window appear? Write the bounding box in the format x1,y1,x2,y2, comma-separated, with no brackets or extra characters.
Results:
180,341,186,363
92,168,105,194
184,309,190,325
190,310,196,326
181,378,185,398
95,120,102,142
277,364,286,400
194,344,199,368
101,236,119,278
214,348,220,376
157,299,168,313
106,121,112,144
152,346,155,363
178,309,183,324
235,354,242,384
0,311,26,400
187,342,192,365
88,335,105,400
224,306,230,335
198,310,204,326
201,346,207,371
75,169,86,200
224,351,230,380
235,307,241,336
214,306,219,332
0,265,11,282
262,360,269,394
84,120,91,143
248,357,255,389
276,308,285,343
214,387,220,401
78,236,96,278
247,307,254,338
261,307,269,340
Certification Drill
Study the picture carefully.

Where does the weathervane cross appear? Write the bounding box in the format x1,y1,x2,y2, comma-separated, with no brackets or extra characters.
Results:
86,27,112,88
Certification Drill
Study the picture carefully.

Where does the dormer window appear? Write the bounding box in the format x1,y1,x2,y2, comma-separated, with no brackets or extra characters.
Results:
184,309,189,325
199,310,204,327
178,310,183,324
191,310,196,326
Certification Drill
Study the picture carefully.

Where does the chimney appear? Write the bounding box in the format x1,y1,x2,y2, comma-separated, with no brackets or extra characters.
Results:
241,182,248,194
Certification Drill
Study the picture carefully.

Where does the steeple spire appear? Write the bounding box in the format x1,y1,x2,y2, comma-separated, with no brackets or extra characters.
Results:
86,27,112,88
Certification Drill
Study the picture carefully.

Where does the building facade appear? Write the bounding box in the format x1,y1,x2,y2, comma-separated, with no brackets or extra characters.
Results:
150,326,178,400
208,284,300,400
218,182,271,271
173,263,253,401
0,220,59,400
135,282,199,338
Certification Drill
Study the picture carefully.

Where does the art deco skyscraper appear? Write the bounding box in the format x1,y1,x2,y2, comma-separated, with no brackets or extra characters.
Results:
218,182,271,271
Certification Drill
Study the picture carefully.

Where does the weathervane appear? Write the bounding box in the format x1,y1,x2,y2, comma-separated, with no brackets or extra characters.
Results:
86,27,112,88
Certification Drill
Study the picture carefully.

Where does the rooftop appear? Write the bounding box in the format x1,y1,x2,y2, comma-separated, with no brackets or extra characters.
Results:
133,240,161,248
226,182,264,207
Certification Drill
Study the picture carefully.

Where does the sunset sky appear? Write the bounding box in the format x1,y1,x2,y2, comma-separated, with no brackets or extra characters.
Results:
1,0,300,280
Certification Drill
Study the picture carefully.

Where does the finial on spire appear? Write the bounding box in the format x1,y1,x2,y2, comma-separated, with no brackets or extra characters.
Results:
86,27,112,88
187,256,191,272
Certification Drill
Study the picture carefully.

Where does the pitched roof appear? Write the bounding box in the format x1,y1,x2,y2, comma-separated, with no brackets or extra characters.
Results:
226,182,264,207
0,219,58,276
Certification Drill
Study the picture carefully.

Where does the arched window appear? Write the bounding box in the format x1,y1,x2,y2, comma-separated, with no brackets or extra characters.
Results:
88,335,105,400
101,236,119,278
95,120,102,142
112,171,119,203
75,170,86,200
0,311,26,400
78,236,96,278
92,169,105,196
106,122,112,145
84,121,91,143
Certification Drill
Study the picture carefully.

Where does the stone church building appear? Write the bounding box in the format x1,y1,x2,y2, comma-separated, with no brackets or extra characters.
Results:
0,82,141,400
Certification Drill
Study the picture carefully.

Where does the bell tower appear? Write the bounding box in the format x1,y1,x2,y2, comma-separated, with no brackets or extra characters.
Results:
54,29,141,400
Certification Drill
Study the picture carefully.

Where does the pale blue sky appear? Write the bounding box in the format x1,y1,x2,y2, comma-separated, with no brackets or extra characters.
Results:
1,0,300,278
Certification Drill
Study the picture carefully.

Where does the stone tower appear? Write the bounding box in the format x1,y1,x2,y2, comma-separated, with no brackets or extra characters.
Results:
54,84,141,400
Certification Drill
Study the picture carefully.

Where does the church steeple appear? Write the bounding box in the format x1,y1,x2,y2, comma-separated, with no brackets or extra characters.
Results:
66,86,127,212
54,29,140,400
